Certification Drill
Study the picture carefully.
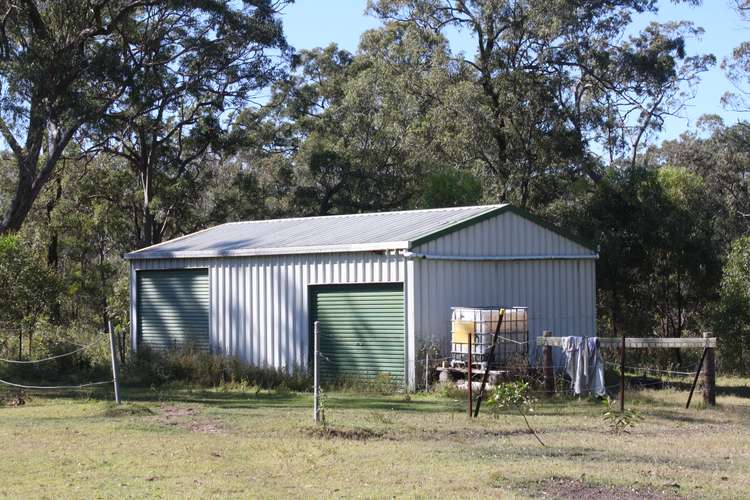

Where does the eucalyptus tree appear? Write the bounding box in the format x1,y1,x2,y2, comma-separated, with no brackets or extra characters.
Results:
556,164,719,358
716,235,750,372
235,22,457,216
368,0,712,207
0,234,59,357
83,0,289,247
657,118,750,245
723,0,750,111
0,1,156,234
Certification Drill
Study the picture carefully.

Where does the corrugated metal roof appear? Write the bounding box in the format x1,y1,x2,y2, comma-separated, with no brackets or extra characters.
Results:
125,204,507,259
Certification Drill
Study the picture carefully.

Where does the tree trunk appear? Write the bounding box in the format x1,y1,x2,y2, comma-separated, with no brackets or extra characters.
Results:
0,120,76,235
0,158,36,234
141,165,155,248
98,243,110,332
46,178,62,322
118,328,127,365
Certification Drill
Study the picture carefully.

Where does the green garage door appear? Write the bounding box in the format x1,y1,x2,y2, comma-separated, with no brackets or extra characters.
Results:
312,283,404,383
137,269,210,351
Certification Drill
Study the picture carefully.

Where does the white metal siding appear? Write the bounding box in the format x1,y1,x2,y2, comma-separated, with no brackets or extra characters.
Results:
407,258,596,363
409,210,597,365
130,253,405,372
414,211,591,256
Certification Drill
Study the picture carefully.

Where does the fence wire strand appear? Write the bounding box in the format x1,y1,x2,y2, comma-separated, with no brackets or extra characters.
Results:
603,361,697,377
0,335,113,391
0,378,114,390
0,337,106,364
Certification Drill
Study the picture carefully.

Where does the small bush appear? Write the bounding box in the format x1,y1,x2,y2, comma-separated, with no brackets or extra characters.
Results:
124,346,311,391
437,381,465,400
487,381,545,447
601,399,644,434
326,372,400,394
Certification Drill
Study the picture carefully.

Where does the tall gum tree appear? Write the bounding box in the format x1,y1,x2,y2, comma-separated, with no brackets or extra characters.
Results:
368,0,713,207
0,1,158,234
83,0,289,247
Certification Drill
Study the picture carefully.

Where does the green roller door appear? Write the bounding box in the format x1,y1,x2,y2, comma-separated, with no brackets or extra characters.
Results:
137,269,210,351
312,283,405,382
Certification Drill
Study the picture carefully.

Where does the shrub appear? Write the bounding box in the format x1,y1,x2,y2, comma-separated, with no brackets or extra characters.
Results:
487,381,545,446
437,381,465,400
0,235,60,358
601,399,644,434
124,346,311,391
0,321,110,385
325,372,400,394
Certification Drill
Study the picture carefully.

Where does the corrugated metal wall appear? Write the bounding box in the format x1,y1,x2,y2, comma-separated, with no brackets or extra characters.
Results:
130,252,405,371
407,210,597,373
406,259,596,364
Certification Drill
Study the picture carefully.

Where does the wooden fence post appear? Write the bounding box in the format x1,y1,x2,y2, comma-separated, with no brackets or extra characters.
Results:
702,331,716,406
542,331,554,395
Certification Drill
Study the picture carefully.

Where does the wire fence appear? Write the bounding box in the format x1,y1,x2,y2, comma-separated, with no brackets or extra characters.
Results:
0,379,114,390
0,335,114,391
0,337,105,364
603,361,697,377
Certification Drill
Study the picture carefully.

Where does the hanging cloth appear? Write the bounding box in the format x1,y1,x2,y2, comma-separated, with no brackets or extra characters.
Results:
562,336,606,396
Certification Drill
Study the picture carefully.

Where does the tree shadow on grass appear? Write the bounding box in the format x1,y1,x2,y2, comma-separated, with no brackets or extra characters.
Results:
645,409,732,425
325,395,458,413
117,388,458,413
717,385,750,398
120,387,308,410
3,384,462,414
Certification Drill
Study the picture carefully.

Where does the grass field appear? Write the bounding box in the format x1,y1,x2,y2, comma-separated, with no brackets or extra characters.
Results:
0,378,748,499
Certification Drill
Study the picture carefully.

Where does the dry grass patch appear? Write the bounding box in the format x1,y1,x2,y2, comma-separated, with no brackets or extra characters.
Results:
0,378,747,498
504,475,684,499
305,425,384,441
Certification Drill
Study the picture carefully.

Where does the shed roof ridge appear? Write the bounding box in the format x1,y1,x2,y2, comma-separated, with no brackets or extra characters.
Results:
221,204,507,226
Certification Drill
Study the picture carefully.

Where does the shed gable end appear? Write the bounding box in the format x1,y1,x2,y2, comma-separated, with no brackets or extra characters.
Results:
411,210,595,257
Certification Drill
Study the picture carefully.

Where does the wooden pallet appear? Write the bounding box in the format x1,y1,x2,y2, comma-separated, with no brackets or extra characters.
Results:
436,365,514,384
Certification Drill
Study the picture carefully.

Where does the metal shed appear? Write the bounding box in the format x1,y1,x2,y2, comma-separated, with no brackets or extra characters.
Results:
125,204,597,388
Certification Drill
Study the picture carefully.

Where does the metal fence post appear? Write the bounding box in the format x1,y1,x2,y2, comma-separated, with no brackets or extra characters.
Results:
107,321,121,405
424,351,429,391
313,321,321,423
619,332,626,412
467,332,473,417
542,331,554,395
702,331,716,406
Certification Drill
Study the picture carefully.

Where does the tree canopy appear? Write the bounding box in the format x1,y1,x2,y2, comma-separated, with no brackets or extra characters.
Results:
3,0,750,374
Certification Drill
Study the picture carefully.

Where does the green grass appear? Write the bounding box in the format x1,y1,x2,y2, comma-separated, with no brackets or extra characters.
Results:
0,378,748,499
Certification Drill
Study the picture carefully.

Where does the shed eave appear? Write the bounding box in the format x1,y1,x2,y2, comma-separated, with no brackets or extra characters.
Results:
124,241,411,260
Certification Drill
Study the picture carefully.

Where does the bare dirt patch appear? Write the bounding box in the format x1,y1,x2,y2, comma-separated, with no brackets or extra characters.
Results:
159,404,198,418
306,426,384,441
155,404,222,433
514,476,683,499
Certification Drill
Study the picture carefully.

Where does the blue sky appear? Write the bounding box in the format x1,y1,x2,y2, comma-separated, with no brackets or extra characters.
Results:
281,0,749,143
